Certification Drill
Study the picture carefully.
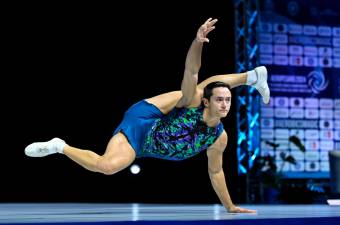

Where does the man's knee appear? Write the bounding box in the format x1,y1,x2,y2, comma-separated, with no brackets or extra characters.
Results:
96,156,133,175
96,158,119,175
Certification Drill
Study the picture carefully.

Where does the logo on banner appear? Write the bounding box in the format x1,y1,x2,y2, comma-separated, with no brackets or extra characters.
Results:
288,1,299,16
307,70,329,94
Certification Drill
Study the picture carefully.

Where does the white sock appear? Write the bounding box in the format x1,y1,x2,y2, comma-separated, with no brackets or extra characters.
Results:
56,143,66,154
52,138,66,154
246,69,257,85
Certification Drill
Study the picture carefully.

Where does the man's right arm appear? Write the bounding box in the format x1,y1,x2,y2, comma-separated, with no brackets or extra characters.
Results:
176,18,218,108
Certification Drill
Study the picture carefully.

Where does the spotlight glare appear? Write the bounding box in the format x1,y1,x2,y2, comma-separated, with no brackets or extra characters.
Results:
130,164,141,174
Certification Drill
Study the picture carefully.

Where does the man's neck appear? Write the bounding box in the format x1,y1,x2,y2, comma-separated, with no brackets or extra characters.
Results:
203,108,220,127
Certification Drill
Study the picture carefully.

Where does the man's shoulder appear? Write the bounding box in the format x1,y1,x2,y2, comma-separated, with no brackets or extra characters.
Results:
214,130,228,146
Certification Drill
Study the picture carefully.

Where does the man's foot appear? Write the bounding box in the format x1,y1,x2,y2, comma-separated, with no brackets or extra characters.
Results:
25,138,66,157
253,66,270,104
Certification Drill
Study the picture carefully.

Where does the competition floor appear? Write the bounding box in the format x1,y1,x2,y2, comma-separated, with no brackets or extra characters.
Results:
0,203,339,225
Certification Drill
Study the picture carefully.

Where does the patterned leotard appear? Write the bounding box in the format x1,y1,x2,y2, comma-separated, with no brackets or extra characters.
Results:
142,106,224,160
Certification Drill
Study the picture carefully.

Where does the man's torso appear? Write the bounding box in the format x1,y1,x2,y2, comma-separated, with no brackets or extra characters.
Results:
142,106,223,160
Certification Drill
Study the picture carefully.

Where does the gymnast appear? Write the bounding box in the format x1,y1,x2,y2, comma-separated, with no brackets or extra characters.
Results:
25,18,269,213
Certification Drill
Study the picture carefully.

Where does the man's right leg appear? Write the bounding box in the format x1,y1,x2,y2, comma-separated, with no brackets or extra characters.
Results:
145,66,270,113
25,132,136,175
145,91,183,114
197,66,270,104
197,72,247,89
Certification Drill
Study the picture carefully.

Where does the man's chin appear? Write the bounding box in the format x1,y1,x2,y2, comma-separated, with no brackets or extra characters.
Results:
220,112,228,118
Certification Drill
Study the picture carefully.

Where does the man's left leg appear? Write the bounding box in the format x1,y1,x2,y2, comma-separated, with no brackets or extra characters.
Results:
24,133,136,175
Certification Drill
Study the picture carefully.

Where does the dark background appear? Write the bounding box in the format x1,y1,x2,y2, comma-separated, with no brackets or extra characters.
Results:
3,1,240,204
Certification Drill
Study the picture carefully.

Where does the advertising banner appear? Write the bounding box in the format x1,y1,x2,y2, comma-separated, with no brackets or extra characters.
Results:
259,0,340,177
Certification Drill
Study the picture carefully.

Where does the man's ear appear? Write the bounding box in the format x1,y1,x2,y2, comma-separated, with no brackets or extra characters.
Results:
202,98,209,107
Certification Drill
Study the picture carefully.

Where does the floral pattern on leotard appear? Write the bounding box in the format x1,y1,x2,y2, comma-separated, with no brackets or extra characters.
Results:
142,106,223,161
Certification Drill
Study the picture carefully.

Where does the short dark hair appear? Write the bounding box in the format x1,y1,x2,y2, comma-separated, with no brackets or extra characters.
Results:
203,81,231,100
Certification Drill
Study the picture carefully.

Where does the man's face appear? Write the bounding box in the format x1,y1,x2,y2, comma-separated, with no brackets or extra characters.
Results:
204,87,231,118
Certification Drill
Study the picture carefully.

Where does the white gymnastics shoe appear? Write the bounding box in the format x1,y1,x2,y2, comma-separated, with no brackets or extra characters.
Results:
253,66,270,104
25,137,66,157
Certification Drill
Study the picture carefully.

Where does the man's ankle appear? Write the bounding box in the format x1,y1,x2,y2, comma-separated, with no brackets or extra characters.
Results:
246,69,257,85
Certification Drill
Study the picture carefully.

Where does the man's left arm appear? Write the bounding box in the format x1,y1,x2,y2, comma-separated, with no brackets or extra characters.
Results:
207,131,257,213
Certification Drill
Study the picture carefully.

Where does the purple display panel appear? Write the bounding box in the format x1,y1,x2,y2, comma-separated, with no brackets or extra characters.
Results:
259,0,340,178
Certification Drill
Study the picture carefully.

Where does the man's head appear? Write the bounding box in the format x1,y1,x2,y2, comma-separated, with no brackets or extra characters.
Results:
202,81,231,118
